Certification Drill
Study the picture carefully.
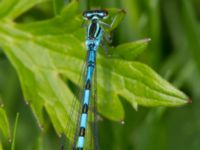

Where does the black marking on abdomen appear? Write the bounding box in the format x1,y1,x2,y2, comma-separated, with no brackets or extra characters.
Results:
85,80,91,89
82,104,88,113
79,127,85,137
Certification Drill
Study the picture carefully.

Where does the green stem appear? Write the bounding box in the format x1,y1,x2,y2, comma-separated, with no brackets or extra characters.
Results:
11,113,19,150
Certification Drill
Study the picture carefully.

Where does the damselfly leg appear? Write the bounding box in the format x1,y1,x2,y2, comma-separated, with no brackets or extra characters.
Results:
100,10,126,55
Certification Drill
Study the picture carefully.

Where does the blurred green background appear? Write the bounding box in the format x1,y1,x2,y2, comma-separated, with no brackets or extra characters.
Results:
0,0,200,150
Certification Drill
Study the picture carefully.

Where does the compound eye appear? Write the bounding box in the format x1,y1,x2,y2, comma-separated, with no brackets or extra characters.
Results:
83,11,93,19
100,10,109,19
83,10,108,20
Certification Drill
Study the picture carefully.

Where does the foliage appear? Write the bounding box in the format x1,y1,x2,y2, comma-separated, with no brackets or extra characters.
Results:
0,0,198,150
0,107,10,141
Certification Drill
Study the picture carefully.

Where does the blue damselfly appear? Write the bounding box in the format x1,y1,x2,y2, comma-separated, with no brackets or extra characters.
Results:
63,9,125,150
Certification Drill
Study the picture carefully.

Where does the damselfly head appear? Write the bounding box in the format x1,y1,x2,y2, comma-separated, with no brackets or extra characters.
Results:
83,10,108,20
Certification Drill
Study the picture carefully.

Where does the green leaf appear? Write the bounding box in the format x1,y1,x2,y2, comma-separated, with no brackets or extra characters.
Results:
0,0,47,20
0,0,80,140
0,142,3,150
96,57,188,113
53,0,65,15
11,113,19,150
133,108,166,150
16,0,80,35
0,107,10,140
109,38,151,60
0,0,188,144
181,0,200,72
108,8,126,31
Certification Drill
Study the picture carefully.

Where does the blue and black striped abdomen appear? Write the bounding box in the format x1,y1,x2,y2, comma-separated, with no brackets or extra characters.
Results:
75,13,103,149
76,49,96,149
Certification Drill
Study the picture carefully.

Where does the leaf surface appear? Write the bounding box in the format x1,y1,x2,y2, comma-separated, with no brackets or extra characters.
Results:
0,0,188,143
109,38,151,61
0,107,10,140
0,0,47,20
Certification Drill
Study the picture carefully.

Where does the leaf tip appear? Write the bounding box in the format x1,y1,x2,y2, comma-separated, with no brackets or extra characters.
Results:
120,120,125,125
120,9,127,14
132,103,138,111
187,98,192,104
135,38,151,45
144,38,151,43
38,124,44,130
58,133,62,138
8,138,12,143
